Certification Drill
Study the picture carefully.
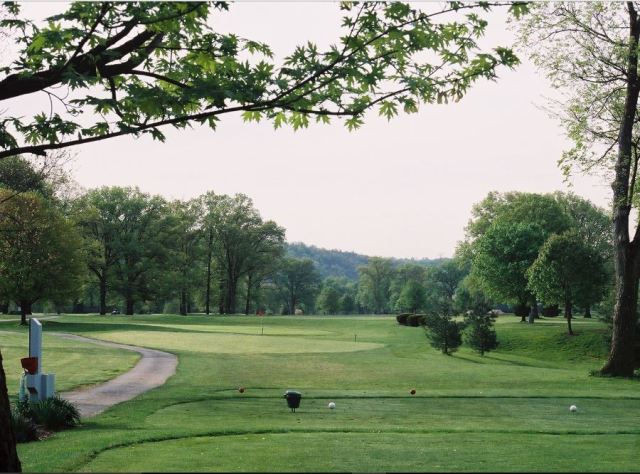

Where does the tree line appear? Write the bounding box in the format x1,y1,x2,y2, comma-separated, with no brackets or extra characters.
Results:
0,158,615,330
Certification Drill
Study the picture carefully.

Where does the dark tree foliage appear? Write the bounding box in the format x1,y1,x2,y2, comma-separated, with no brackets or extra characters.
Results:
464,311,498,356
423,313,464,355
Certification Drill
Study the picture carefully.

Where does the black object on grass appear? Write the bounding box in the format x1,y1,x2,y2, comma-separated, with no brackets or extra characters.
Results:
284,390,302,412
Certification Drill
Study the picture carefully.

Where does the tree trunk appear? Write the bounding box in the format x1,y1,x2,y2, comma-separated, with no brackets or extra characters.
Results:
205,237,213,315
0,351,21,472
565,298,574,336
218,278,225,315
245,274,253,315
602,4,640,377
602,247,639,376
125,296,134,316
226,276,238,314
99,277,107,315
19,300,31,326
527,299,537,324
179,289,187,316
584,304,591,318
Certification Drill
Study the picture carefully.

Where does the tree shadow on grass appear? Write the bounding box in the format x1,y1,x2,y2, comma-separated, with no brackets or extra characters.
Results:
42,320,215,335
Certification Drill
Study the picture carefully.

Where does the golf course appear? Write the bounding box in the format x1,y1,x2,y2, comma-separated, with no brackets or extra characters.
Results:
2,313,639,472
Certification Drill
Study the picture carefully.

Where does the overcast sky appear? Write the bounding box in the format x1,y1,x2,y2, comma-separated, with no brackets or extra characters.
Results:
17,2,612,259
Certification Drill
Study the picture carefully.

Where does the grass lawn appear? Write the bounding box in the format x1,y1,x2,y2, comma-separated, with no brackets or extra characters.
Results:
6,313,640,472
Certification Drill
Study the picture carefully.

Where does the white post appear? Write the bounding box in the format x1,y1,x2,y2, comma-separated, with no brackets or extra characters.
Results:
25,318,55,401
29,318,42,374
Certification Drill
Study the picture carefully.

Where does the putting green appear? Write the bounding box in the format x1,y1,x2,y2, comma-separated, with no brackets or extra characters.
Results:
134,323,331,336
82,431,640,472
91,330,383,354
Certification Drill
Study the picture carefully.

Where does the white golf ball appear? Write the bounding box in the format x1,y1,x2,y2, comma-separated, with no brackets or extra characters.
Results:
569,405,577,412
328,402,336,409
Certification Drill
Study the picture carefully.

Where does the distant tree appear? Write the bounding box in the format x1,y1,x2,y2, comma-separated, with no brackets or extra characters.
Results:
0,155,51,198
472,220,547,323
465,192,572,321
203,193,285,314
0,191,84,324
553,192,614,317
165,199,203,315
358,257,394,314
274,258,321,314
72,187,126,315
396,280,427,313
389,263,427,312
453,273,493,316
464,310,498,356
424,260,466,315
316,285,341,315
423,313,464,355
106,188,170,315
339,293,357,314
527,232,609,335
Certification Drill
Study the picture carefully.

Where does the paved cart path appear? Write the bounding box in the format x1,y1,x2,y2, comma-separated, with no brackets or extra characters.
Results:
54,333,178,417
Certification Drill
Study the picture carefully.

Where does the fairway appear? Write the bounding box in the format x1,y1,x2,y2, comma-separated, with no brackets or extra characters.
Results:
7,314,640,472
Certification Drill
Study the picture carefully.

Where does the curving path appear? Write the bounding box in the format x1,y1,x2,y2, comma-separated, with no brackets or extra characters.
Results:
54,333,178,417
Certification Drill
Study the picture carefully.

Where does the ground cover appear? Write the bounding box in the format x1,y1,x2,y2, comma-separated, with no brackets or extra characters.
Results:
11,314,640,472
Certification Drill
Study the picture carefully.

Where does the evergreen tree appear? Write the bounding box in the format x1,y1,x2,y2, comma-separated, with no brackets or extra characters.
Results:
423,314,464,355
464,311,499,356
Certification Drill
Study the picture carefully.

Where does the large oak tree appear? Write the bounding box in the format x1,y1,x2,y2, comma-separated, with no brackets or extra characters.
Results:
517,2,640,376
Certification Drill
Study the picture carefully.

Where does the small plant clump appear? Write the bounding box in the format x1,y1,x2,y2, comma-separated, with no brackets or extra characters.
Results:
396,313,411,325
10,408,38,443
30,395,81,430
12,395,81,442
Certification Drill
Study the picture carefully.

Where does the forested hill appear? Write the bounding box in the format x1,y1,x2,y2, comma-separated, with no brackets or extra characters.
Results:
286,242,446,280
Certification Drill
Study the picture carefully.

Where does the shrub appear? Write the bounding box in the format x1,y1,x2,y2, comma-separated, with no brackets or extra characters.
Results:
10,409,38,443
405,314,423,327
396,313,411,325
542,304,561,317
513,303,530,317
30,396,81,430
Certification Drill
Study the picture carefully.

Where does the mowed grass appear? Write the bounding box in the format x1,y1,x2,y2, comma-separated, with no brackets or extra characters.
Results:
11,314,640,472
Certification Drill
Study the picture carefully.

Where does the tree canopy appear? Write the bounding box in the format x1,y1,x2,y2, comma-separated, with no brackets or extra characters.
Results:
0,1,526,160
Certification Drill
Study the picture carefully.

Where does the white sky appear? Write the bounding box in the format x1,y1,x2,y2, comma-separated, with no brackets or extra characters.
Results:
15,2,612,259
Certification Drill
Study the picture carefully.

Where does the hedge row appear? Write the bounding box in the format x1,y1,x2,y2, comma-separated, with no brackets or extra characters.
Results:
396,313,427,327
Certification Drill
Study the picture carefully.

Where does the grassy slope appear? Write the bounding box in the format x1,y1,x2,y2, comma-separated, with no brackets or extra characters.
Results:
13,314,640,472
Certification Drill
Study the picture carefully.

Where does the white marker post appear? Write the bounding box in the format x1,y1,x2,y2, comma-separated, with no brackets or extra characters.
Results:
25,318,55,402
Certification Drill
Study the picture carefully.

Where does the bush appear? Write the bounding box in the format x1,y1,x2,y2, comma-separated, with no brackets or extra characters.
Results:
406,314,426,327
396,313,411,325
542,304,561,317
29,396,81,430
513,303,530,317
10,409,38,443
